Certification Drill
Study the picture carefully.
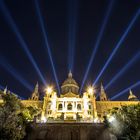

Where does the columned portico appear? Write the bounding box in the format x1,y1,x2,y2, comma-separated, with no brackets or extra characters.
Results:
41,72,96,122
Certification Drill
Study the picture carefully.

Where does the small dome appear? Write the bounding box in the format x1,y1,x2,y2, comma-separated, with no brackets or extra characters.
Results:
62,72,78,85
128,90,138,101
61,71,79,94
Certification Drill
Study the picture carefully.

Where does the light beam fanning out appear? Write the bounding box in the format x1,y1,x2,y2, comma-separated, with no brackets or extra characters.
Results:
111,81,140,100
0,57,33,91
0,1,46,85
68,0,79,72
105,51,140,89
35,0,60,94
93,9,140,86
80,0,114,93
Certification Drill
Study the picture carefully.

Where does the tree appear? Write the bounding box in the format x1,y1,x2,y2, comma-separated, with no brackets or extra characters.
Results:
22,106,41,121
104,104,140,140
0,91,26,140
0,90,42,140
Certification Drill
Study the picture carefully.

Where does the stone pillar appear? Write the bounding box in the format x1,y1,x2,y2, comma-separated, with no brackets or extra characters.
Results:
72,101,74,111
51,94,57,119
63,101,64,111
41,96,48,121
83,93,88,120
92,95,97,118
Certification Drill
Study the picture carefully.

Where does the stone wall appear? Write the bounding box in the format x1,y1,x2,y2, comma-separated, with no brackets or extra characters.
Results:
26,123,116,140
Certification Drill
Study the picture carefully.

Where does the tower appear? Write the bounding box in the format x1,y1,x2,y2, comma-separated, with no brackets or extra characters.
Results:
100,83,108,101
31,82,39,101
3,86,7,94
87,86,97,118
83,86,97,120
128,90,139,101
41,86,57,121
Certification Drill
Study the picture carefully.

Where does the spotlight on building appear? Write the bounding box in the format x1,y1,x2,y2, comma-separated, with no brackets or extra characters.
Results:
41,116,47,123
108,116,115,123
87,86,94,94
93,117,98,123
46,86,53,94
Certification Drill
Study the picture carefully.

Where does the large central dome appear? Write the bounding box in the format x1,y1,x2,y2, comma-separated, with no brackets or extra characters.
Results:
61,71,79,95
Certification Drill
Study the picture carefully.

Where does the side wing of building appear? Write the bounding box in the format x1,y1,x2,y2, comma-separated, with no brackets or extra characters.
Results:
96,101,140,117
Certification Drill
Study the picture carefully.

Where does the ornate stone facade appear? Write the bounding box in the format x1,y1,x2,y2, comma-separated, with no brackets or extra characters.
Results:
41,72,98,122
1,72,139,122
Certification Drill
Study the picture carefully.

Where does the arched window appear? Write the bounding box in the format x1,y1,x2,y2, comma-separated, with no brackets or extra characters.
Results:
88,102,92,109
77,104,81,110
89,105,91,109
48,105,51,109
67,103,72,110
58,104,63,110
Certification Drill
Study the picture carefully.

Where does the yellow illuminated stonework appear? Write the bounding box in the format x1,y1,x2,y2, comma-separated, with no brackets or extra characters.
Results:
1,72,139,123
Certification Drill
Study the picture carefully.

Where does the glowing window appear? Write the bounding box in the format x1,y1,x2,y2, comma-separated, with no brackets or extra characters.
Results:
89,105,91,109
77,104,81,110
48,105,51,109
58,104,63,110
88,111,91,115
67,103,72,110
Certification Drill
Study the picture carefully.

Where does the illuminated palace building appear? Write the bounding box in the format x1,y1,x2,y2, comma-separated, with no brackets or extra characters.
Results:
2,72,139,122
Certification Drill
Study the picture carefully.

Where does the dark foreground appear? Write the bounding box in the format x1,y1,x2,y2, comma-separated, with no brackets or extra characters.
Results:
24,123,116,140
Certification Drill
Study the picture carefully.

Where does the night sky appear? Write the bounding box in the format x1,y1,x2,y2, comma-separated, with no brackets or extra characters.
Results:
0,0,140,100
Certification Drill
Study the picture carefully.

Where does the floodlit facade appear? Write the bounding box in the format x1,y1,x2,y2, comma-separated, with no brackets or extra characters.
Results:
41,72,97,122
1,72,139,122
